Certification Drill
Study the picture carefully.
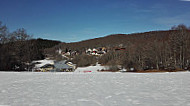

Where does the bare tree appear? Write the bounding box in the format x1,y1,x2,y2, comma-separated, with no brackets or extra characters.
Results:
0,21,9,44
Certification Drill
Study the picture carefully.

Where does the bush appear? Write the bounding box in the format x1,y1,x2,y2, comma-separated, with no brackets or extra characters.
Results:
71,54,97,67
108,65,119,72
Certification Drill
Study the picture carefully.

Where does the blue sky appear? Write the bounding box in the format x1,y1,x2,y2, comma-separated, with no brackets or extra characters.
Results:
0,0,190,42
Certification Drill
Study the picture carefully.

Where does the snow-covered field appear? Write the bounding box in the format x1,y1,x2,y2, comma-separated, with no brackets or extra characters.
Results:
0,72,190,106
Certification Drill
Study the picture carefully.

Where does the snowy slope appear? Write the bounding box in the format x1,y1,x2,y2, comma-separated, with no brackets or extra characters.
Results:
75,64,107,73
0,72,190,106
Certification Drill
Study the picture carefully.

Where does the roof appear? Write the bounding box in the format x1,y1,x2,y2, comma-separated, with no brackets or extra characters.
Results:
32,59,54,68
40,64,54,68
54,60,74,69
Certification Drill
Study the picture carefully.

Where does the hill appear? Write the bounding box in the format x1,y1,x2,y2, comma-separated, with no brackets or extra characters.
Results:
46,30,173,53
45,26,190,71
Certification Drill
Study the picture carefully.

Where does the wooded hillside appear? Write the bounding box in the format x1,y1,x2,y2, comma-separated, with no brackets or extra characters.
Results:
45,25,190,71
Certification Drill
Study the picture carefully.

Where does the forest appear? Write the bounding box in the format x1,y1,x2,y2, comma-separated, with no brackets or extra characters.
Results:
0,21,61,71
1,20,190,71
99,25,190,71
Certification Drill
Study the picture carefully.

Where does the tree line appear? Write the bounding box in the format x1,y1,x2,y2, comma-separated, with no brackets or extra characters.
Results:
2,20,189,71
99,25,190,71
0,21,61,71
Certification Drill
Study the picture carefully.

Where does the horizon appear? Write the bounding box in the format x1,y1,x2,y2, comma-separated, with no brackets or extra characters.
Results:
0,0,190,42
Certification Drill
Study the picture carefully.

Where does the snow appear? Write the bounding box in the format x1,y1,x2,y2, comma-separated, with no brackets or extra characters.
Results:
0,72,190,106
75,64,107,73
32,59,54,68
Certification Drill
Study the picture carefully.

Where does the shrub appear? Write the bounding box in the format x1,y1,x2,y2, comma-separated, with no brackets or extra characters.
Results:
71,54,97,67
